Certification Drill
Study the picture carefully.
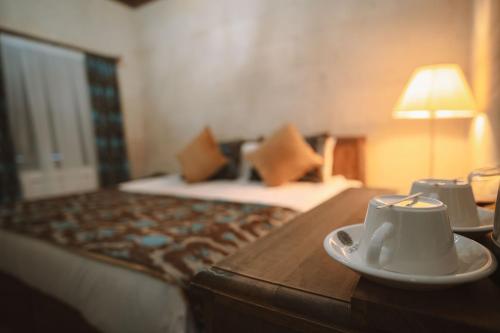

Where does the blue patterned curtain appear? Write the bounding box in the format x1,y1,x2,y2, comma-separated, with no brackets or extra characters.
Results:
85,55,130,187
0,43,21,204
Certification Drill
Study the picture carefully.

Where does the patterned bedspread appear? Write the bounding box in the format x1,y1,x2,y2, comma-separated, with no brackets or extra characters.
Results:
0,190,297,287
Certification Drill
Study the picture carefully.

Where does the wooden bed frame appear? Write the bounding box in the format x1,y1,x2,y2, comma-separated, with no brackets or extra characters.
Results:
0,136,366,333
333,137,365,183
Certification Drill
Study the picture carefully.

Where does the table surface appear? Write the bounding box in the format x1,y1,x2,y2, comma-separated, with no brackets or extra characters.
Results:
191,187,391,331
215,187,387,300
191,188,500,333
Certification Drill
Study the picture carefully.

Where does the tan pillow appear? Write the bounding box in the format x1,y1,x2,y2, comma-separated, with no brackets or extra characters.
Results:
245,124,323,186
177,127,228,182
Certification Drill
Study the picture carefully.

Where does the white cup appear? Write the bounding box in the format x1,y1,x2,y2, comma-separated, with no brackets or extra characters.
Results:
358,195,458,276
410,179,479,228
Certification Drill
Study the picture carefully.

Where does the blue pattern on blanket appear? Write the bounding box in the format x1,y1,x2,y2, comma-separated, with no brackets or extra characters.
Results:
132,219,157,228
0,190,297,287
136,234,172,247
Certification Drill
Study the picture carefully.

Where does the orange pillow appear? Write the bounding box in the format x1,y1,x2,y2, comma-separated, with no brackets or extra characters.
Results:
177,127,228,182
245,124,323,186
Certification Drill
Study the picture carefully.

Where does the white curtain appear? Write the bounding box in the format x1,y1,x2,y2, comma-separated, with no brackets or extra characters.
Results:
0,34,97,198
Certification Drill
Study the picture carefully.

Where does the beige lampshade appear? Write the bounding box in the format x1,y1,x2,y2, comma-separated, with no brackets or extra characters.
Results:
393,64,477,119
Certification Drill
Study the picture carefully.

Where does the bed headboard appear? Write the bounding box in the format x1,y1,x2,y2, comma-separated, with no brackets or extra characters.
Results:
332,137,366,183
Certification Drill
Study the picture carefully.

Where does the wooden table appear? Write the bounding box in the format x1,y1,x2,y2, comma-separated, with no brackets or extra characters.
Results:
190,188,500,333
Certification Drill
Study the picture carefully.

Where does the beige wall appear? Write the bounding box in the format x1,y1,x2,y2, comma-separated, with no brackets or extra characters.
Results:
0,0,147,177
470,0,500,169
136,0,474,192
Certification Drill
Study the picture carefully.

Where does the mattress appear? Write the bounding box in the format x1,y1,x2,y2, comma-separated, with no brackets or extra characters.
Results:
0,176,360,333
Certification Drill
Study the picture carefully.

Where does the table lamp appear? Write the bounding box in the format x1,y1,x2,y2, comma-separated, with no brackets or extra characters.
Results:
393,64,477,176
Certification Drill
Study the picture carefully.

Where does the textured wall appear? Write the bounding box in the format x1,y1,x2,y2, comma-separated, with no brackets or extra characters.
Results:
0,0,147,177
470,0,500,168
136,0,473,192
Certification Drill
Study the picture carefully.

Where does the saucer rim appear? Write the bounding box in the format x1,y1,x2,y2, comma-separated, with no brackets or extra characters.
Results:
323,224,497,286
491,233,500,249
451,206,494,233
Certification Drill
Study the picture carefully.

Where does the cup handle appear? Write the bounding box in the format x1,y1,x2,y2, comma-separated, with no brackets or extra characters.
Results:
365,222,394,267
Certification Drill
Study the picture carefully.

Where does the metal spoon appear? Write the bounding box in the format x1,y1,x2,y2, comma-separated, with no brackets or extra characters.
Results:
376,192,424,209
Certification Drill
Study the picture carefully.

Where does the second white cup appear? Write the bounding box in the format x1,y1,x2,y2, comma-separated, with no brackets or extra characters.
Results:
410,179,480,228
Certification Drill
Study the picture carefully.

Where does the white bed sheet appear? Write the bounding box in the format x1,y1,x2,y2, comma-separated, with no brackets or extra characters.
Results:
119,174,362,212
0,176,360,333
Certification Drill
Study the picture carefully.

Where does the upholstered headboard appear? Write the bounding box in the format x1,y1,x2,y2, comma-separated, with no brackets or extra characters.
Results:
332,137,366,183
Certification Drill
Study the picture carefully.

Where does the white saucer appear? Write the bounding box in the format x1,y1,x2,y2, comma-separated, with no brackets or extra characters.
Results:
452,207,494,233
489,234,500,259
323,224,497,290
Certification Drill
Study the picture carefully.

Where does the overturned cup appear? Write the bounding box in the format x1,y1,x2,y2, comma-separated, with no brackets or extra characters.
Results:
358,194,458,276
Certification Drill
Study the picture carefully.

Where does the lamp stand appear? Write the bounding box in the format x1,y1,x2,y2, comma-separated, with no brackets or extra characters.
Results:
429,115,435,178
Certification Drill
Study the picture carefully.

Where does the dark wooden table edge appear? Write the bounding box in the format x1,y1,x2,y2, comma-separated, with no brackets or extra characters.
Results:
190,267,365,333
212,266,356,303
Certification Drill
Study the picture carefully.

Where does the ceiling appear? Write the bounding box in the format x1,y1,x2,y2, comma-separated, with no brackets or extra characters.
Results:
113,0,156,8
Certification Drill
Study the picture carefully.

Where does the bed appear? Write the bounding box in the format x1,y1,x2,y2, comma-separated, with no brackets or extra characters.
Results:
0,137,365,333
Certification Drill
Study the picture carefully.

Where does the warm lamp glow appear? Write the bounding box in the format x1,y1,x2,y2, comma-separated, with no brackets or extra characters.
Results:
394,64,477,119
473,113,487,138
